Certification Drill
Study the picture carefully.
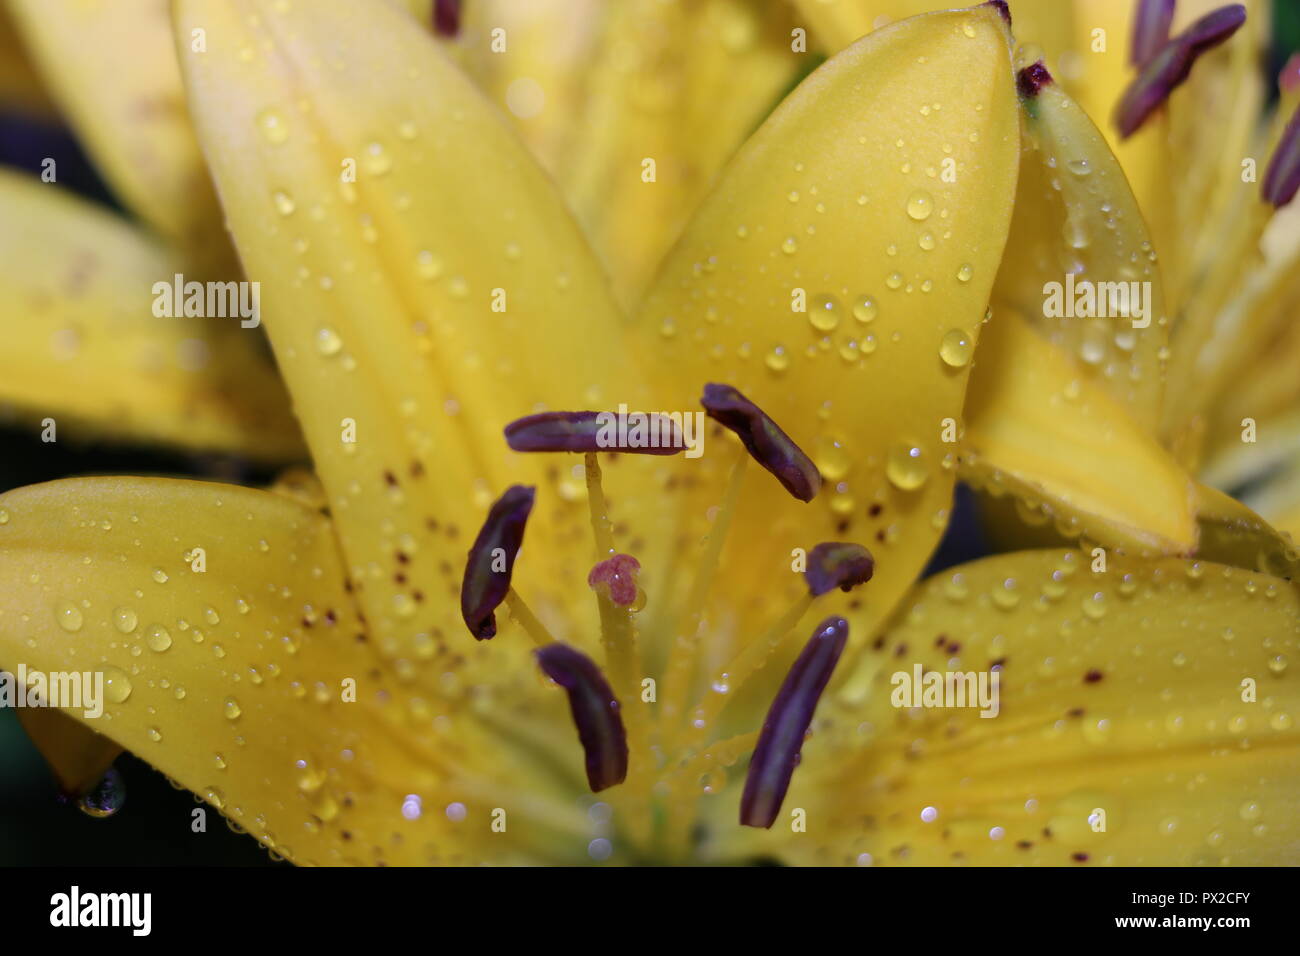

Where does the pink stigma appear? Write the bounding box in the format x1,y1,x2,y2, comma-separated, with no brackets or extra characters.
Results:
587,554,641,607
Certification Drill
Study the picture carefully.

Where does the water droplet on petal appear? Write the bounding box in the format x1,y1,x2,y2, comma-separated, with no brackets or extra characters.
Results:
77,767,125,818
939,329,973,367
316,327,342,356
809,294,840,331
256,109,289,144
886,442,929,490
906,190,933,221
765,346,790,373
146,624,173,652
852,295,878,323
103,666,133,704
55,601,83,633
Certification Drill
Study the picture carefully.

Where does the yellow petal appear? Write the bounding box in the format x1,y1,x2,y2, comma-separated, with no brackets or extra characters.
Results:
635,4,1019,664
570,0,801,306
963,306,1197,554
1192,482,1300,581
15,707,121,798
460,0,800,306
6,0,225,251
994,57,1169,428
747,549,1300,865
0,2,54,116
1063,0,1188,286
1159,0,1268,300
173,0,659,691
1268,496,1300,542
0,168,302,460
0,477,587,864
445,0,602,178
1167,119,1300,453
792,0,1075,70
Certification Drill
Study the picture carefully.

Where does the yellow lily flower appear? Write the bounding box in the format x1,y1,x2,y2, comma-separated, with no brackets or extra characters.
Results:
1,0,1298,868
0,0,302,459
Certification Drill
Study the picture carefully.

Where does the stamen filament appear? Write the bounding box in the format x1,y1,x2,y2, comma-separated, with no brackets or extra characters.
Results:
656,731,760,861
686,593,816,743
584,451,616,557
504,589,556,648
658,450,748,741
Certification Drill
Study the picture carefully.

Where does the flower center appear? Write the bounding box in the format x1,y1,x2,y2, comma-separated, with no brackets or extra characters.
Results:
463,385,875,861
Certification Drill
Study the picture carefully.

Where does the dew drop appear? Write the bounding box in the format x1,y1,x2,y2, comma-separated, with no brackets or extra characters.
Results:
956,263,974,282
815,436,851,481
272,190,296,216
313,326,343,356
852,295,878,323
256,109,289,144
151,568,169,584
764,347,790,374
145,624,173,653
906,190,933,221
416,250,443,281
362,142,392,176
77,767,125,819
223,697,242,721
1082,591,1107,620
809,294,840,331
112,606,138,634
781,237,798,255
392,593,417,619
939,329,973,367
992,578,1021,610
55,601,83,633
886,442,929,491
103,666,133,704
